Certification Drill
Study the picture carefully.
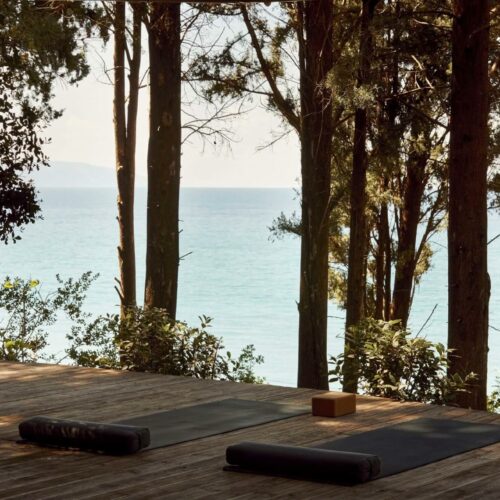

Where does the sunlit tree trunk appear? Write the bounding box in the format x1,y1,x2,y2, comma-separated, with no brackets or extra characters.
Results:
391,121,430,327
379,0,400,323
144,3,181,318
447,0,490,410
380,199,392,321
343,0,378,393
114,1,141,317
297,0,334,390
374,211,385,320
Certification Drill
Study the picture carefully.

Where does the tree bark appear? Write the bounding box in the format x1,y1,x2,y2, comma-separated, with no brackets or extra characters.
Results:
296,0,334,390
381,197,392,321
374,207,385,320
343,0,378,393
448,0,490,410
378,8,400,323
114,1,141,317
144,3,181,318
391,122,429,327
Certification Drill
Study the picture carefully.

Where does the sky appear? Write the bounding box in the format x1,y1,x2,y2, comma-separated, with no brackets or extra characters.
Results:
45,40,301,188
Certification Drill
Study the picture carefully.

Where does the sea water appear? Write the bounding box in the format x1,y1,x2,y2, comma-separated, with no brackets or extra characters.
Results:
1,188,499,388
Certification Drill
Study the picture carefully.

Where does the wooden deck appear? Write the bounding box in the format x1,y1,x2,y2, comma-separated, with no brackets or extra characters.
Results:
1,362,500,499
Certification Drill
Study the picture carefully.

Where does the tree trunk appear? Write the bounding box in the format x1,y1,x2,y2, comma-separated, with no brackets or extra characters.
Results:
144,3,181,318
374,207,385,320
114,1,140,316
296,0,334,390
448,0,490,410
343,0,378,393
379,10,400,323
391,122,429,327
381,197,392,321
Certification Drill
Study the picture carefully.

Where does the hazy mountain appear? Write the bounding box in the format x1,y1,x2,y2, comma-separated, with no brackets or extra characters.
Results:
32,161,146,188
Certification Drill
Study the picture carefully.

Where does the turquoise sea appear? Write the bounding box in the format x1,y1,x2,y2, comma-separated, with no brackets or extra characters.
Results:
1,188,499,388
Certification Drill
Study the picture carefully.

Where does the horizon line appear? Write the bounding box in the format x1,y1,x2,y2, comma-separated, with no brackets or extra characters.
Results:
37,185,298,189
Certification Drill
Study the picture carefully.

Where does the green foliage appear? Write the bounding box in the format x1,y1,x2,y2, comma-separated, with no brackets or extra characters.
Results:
0,273,98,362
0,78,46,243
187,3,301,128
488,378,500,413
490,173,500,211
268,210,301,239
0,1,107,113
488,390,500,413
67,307,265,384
223,344,265,384
66,313,121,369
329,318,476,405
0,274,265,384
0,1,107,242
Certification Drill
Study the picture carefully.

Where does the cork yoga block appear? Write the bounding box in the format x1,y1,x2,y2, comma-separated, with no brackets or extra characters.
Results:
311,392,356,417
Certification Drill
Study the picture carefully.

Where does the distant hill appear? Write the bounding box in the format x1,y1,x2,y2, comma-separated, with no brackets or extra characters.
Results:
32,161,146,188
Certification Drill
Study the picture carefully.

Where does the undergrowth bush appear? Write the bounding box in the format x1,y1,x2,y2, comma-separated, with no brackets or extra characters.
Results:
488,378,500,413
329,318,476,405
0,274,265,384
0,273,97,362
67,308,265,383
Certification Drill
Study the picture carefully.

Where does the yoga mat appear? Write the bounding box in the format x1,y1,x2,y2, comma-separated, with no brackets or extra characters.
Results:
315,417,500,478
115,398,310,450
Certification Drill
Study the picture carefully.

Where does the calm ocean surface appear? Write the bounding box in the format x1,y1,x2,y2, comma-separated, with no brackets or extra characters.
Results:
1,188,499,388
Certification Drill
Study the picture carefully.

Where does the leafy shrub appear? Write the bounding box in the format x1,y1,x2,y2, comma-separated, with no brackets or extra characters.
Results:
222,344,265,384
66,313,121,369
67,307,265,384
488,378,500,413
329,318,475,405
0,273,97,362
488,390,500,413
0,274,265,385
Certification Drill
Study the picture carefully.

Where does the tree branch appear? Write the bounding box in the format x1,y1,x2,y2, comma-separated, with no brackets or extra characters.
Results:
240,5,301,134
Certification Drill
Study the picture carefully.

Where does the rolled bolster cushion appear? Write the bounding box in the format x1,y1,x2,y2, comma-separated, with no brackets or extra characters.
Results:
19,416,150,455
226,442,381,484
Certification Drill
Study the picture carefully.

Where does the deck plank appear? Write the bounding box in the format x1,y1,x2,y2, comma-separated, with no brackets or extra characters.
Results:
1,361,499,499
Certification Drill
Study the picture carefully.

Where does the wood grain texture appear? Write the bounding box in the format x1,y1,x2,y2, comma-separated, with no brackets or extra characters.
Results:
1,361,500,499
